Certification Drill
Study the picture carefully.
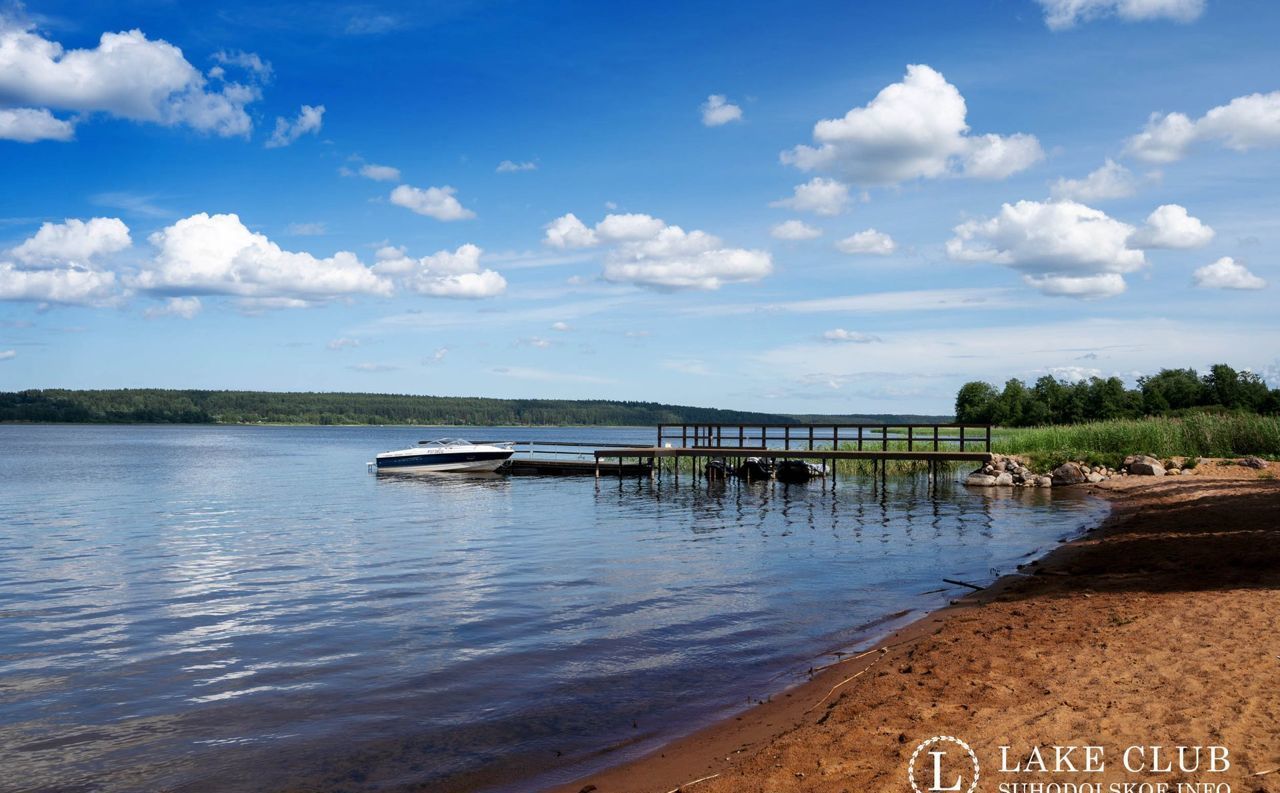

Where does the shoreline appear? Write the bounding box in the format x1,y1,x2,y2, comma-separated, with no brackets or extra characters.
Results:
549,460,1280,793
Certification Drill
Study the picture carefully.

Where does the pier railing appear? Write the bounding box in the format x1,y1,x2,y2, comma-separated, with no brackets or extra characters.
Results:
655,423,993,453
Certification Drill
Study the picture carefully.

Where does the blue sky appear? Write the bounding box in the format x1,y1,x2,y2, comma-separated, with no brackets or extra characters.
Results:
1,0,1277,413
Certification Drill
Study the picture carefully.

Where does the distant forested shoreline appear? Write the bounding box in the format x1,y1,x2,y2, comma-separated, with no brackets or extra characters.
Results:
0,389,950,427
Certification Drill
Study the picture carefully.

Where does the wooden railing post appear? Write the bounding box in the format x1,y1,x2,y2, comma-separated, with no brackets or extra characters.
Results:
933,425,939,451
986,424,992,452
960,425,966,451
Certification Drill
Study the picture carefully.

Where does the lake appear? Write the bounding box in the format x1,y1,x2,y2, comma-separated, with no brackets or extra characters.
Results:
0,424,1105,792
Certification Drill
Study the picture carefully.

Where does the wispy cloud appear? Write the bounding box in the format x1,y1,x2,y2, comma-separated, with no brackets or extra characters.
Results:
496,160,537,173
491,366,613,384
90,192,173,219
685,288,1024,318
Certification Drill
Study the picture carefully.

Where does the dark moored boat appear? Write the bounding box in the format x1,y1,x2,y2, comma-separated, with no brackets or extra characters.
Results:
775,460,823,483
737,457,774,480
705,458,733,479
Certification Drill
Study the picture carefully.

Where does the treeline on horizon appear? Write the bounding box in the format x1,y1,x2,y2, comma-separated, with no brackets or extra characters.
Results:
956,363,1280,427
0,389,949,427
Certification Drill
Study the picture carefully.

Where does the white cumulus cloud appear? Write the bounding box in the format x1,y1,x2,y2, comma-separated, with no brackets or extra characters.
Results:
0,349,14,360
389,184,476,221
1129,204,1214,248
770,177,850,216
1126,91,1280,163
135,212,391,303
0,217,130,305
1193,256,1266,290
771,220,823,240
1050,158,1138,201
1025,273,1128,298
144,296,201,319
947,199,1145,298
0,19,263,139
544,213,599,249
373,243,506,298
9,217,131,267
0,107,74,141
780,64,1042,186
543,211,772,290
266,104,324,148
1036,0,1206,30
0,264,119,305
701,94,743,126
836,229,896,255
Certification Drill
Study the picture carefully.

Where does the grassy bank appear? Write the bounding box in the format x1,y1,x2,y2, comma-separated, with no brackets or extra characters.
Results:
994,413,1280,469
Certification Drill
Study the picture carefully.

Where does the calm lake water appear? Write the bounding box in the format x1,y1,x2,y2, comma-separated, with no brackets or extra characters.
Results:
0,425,1106,792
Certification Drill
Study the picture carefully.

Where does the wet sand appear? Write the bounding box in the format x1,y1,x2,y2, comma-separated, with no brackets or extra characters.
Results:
552,460,1280,793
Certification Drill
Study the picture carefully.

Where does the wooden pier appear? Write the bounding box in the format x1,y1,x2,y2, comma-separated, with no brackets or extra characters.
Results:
591,422,993,479
475,441,655,476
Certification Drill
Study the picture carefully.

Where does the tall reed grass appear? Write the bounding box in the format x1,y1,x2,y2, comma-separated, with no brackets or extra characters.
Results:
994,413,1280,468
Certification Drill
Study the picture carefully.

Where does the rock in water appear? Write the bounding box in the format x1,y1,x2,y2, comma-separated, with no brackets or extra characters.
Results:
1036,476,1053,487
1051,462,1086,486
965,473,997,487
994,472,1014,486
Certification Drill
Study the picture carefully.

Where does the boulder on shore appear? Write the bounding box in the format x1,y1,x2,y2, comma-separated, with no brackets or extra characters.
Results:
1129,461,1166,476
1240,456,1267,469
994,472,1014,486
1051,462,1086,486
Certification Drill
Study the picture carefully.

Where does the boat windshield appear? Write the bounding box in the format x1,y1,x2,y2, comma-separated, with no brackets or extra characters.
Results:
417,438,474,447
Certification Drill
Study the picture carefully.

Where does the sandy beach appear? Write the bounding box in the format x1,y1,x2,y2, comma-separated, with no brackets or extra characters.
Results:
553,460,1280,793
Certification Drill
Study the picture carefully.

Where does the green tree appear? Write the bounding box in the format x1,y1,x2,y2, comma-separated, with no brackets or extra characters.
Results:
955,381,998,424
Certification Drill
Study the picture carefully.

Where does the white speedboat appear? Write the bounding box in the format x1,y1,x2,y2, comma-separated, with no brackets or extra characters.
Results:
374,438,514,473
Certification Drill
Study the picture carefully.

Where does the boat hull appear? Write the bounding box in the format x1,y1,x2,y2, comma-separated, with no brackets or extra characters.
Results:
375,450,513,473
